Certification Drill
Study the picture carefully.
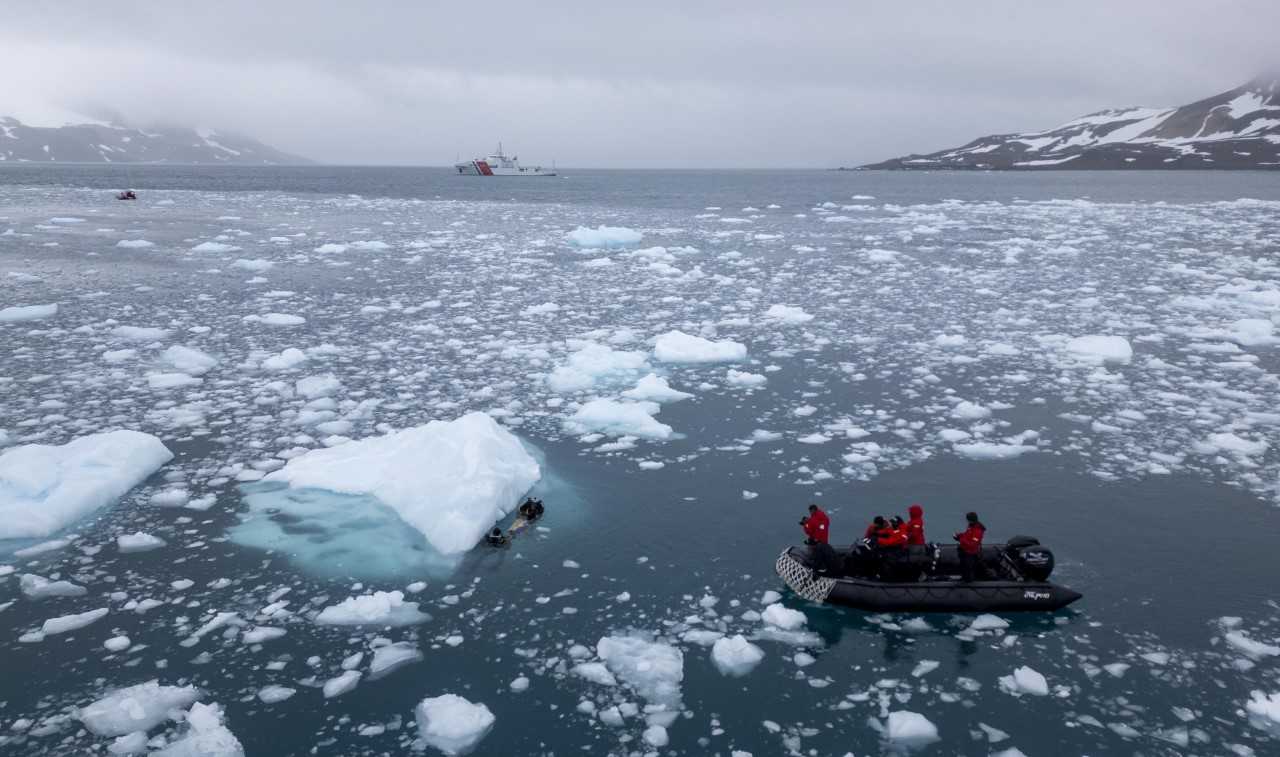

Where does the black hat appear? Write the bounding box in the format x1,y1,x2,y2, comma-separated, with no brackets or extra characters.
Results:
873,515,887,527
808,504,818,512
890,516,904,526
966,512,979,523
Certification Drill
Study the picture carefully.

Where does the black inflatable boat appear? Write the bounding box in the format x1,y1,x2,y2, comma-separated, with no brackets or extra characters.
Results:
775,536,1082,613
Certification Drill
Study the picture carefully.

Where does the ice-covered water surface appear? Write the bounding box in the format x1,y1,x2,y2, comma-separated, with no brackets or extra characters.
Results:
2,170,1279,756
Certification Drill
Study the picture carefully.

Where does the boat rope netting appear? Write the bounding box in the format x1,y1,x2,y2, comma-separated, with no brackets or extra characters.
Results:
775,550,835,604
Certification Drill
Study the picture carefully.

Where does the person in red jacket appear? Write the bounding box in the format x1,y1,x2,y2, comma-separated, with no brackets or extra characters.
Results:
864,515,885,541
799,504,830,545
905,504,925,546
870,516,905,579
954,511,986,582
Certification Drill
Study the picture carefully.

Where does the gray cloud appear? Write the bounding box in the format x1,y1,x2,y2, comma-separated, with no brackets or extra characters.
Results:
3,1,1277,167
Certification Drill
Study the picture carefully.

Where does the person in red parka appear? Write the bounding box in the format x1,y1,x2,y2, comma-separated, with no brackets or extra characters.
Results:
954,511,986,581
873,515,907,579
905,504,925,546
800,504,829,545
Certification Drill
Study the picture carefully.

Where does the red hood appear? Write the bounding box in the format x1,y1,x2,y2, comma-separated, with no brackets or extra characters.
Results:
908,504,923,519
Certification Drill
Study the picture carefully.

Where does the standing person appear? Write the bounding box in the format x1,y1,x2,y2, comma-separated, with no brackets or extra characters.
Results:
905,504,926,546
954,511,986,582
800,504,830,545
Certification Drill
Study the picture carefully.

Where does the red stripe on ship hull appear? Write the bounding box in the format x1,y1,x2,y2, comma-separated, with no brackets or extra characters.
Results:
475,160,494,176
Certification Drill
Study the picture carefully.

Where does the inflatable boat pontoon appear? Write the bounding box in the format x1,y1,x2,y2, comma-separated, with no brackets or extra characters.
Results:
775,536,1082,613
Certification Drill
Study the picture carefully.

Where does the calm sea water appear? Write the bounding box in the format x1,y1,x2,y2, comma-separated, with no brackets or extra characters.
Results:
1,165,1279,756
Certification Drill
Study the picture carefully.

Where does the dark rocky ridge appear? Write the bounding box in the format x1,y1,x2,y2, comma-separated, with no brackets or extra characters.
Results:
0,118,309,164
860,75,1280,170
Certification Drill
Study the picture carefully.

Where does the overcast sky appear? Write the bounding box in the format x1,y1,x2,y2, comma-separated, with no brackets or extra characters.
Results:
3,1,1278,167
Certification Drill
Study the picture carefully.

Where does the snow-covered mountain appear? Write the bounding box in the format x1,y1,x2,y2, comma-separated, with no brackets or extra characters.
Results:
862,75,1280,170
0,117,309,164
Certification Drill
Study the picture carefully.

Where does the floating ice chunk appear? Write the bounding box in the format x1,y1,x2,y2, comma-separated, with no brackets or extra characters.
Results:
150,489,190,508
241,627,286,644
295,374,342,399
1202,433,1268,457
1248,691,1280,729
999,666,1049,696
726,369,767,388
370,641,423,679
104,636,131,652
1227,318,1277,347
267,413,539,554
315,591,430,627
573,661,618,686
597,634,684,712
525,302,560,315
509,677,529,692
911,660,940,677
1064,335,1133,364
565,399,673,440
13,538,70,557
884,711,940,744
115,239,154,249
0,303,57,322
231,258,274,272
0,430,172,539
654,330,747,363
20,573,87,598
643,725,669,747
117,532,167,553
566,225,643,249
761,603,807,630
951,401,991,420
256,685,296,704
102,348,138,363
323,670,361,698
78,680,200,736
968,614,1010,632
415,694,495,755
261,347,308,371
160,345,218,376
547,343,648,393
1225,631,1280,658
148,372,202,390
711,634,765,677
764,305,814,325
154,702,244,757
953,442,1037,460
190,241,240,253
622,373,693,403
250,313,306,327
112,325,169,341
108,731,148,754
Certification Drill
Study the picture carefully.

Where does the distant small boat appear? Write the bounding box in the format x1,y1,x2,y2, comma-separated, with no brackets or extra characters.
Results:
116,190,137,200
455,143,555,177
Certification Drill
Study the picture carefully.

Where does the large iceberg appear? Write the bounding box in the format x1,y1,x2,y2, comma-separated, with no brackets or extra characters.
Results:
264,412,539,554
0,431,173,540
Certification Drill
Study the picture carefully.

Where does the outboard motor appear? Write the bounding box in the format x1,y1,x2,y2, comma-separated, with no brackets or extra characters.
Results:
1005,536,1054,581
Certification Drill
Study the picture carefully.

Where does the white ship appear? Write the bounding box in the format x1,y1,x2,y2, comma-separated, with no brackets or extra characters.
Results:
454,143,556,176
